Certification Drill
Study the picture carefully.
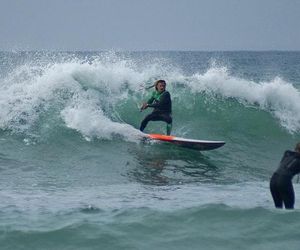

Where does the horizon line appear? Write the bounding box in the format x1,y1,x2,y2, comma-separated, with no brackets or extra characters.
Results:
1,49,300,53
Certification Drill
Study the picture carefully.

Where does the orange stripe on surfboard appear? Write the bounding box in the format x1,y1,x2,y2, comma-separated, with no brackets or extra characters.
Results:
148,134,175,141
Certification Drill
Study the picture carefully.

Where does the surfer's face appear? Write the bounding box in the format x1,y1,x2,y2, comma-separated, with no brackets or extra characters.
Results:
157,82,166,93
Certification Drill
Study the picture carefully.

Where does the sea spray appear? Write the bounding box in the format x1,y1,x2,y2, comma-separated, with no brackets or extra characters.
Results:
1,51,300,140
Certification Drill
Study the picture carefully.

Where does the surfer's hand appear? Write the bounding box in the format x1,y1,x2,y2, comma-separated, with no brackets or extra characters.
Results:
140,103,148,111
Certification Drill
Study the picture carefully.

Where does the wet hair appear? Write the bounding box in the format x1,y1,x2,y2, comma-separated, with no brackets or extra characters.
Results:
154,80,166,90
295,142,300,152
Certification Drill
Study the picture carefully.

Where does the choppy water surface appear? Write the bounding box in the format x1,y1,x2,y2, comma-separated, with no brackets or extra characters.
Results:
1,51,300,250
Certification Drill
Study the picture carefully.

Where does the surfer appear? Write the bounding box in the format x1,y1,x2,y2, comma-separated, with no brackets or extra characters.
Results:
270,142,300,209
140,80,172,135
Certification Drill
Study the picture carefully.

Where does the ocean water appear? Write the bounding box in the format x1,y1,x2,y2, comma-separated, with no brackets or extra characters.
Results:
0,51,300,250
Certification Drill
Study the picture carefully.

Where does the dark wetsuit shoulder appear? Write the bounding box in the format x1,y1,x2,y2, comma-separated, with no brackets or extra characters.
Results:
275,150,300,178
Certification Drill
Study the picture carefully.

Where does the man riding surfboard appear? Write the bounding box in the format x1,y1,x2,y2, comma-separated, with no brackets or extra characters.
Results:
140,80,172,135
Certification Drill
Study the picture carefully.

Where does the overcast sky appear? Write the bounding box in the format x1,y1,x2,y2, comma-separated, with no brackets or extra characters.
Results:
0,0,299,51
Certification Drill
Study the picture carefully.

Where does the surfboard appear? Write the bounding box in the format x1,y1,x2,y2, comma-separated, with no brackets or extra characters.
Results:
146,134,225,151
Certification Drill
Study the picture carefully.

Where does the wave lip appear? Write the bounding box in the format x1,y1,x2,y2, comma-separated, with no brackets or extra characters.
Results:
1,53,300,140
0,55,146,141
189,66,300,133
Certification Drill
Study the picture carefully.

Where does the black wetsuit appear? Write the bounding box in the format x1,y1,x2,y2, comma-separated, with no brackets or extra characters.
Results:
270,150,300,209
140,90,172,134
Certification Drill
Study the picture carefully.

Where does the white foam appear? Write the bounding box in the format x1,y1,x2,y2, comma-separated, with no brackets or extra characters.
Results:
1,54,300,139
0,56,148,140
61,96,142,142
187,66,300,133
